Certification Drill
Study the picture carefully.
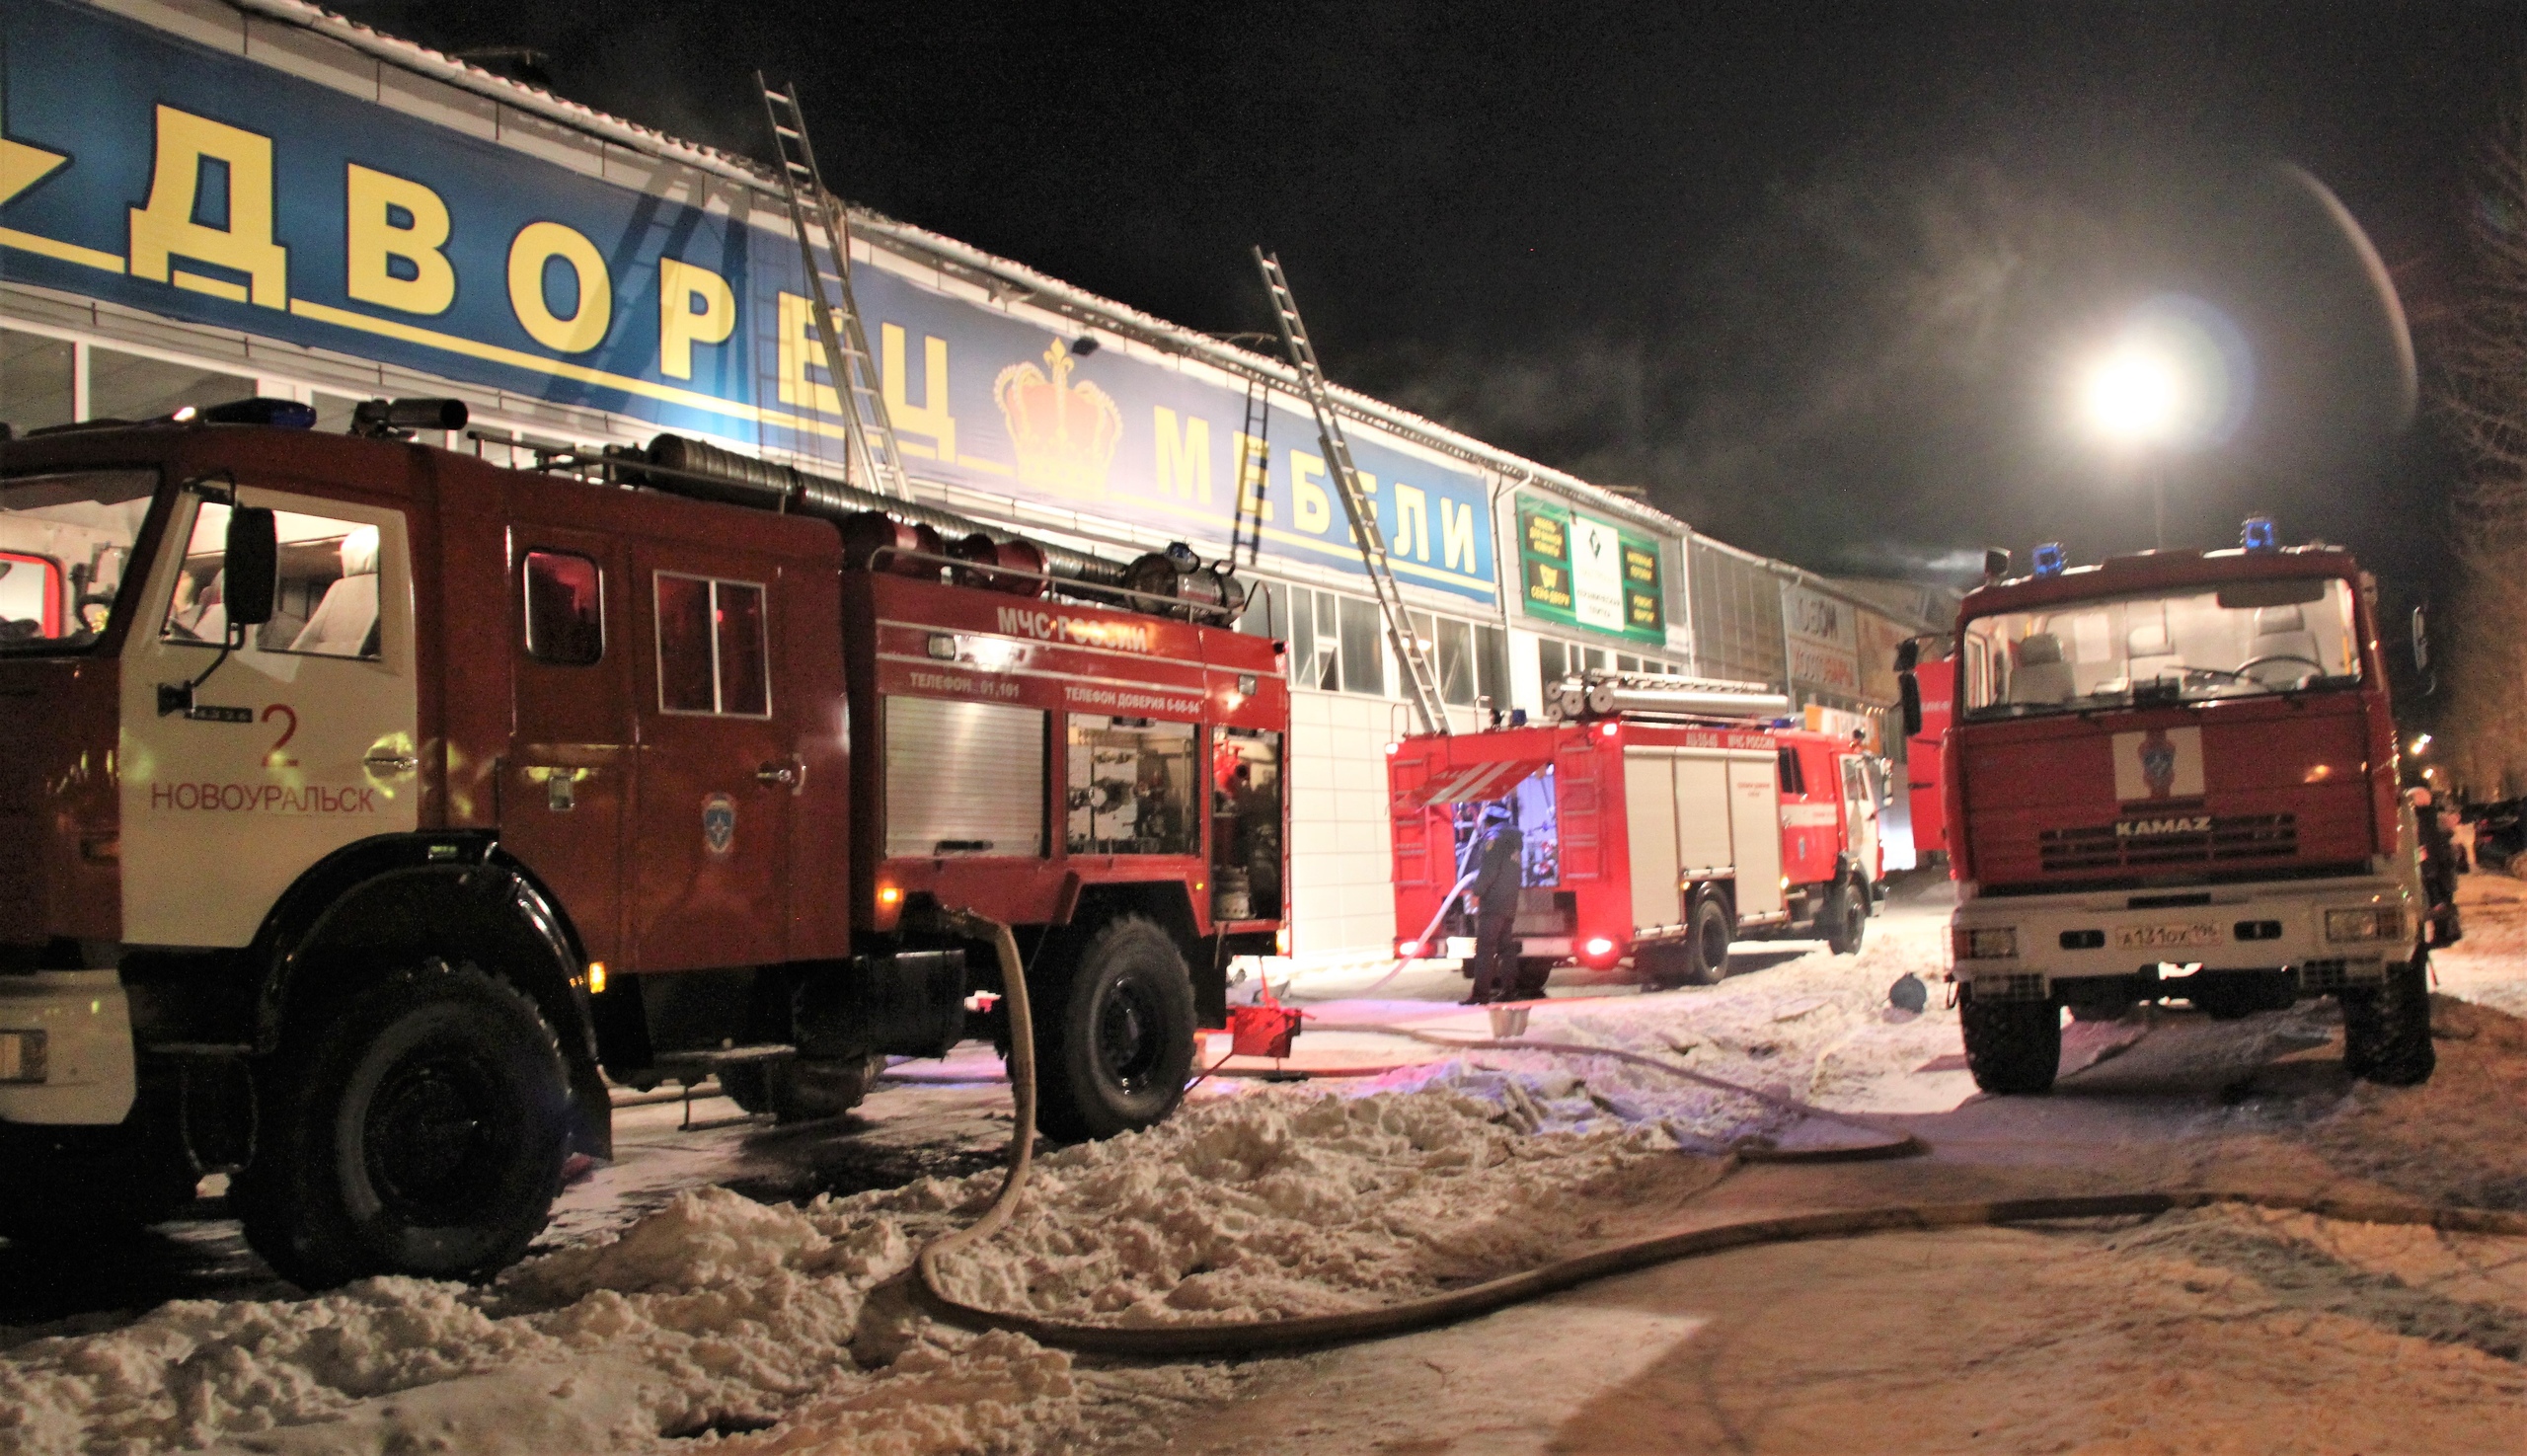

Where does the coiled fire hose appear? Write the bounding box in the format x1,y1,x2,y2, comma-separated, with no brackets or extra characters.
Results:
913,909,2527,1358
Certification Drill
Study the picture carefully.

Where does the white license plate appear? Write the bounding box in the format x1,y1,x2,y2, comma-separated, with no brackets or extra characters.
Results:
2115,922,2224,951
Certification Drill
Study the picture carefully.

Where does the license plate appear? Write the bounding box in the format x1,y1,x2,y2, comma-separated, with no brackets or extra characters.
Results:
2115,922,2223,951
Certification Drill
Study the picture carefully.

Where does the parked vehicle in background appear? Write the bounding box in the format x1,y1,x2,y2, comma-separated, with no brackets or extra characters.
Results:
1388,673,1884,990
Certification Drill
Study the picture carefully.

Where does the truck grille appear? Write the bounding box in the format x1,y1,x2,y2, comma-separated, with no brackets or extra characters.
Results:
2037,808,2298,874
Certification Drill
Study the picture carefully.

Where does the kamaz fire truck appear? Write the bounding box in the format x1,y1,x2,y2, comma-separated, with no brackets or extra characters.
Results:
1388,674,1884,990
0,399,1286,1286
1903,531,2444,1093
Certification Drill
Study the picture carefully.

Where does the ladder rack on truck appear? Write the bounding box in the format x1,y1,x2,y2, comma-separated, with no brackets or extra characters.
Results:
0,401,1288,1287
1387,672,1886,991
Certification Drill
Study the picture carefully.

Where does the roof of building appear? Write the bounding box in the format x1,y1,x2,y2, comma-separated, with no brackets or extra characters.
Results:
221,0,1688,539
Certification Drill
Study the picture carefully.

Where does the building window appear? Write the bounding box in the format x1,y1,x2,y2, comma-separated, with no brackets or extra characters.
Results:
1067,714,1198,855
1435,617,1476,706
522,550,603,665
87,347,255,422
654,573,769,717
1477,625,1508,707
1,331,73,433
1338,594,1386,697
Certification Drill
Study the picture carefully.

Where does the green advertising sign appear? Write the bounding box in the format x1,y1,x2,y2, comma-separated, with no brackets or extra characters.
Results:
1515,496,1665,644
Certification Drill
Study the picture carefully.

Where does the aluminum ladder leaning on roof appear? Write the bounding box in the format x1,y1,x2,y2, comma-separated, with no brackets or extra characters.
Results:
1253,248,1451,736
758,76,916,502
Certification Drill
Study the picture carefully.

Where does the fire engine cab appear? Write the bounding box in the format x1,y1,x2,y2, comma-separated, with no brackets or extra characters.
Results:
0,400,1285,1286
1388,673,1884,989
1905,531,2441,1094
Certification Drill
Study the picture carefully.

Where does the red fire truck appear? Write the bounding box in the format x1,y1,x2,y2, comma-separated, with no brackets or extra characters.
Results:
0,401,1285,1286
1387,674,1884,990
1908,533,2442,1093
1900,648,1956,865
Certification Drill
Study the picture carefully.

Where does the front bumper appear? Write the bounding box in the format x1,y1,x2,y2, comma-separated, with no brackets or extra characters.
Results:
0,969,136,1124
1950,875,2412,1003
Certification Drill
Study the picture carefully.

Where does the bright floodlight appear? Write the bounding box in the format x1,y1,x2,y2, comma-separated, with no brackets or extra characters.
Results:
2082,344,2183,446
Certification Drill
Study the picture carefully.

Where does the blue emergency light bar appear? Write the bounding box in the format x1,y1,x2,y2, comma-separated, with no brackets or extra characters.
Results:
2031,542,2066,576
2242,515,2278,552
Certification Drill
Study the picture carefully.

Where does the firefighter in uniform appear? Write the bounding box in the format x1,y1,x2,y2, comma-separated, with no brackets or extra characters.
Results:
1464,802,1525,1005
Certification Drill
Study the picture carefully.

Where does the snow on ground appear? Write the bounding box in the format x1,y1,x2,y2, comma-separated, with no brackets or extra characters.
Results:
10,872,2527,1454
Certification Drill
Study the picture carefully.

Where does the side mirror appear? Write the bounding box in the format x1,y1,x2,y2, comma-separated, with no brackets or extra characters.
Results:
2411,603,2429,673
224,506,277,629
1898,670,1923,739
1893,639,1920,673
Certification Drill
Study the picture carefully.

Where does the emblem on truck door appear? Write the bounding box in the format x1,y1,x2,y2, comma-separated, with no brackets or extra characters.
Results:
702,794,736,856
2112,726,2202,802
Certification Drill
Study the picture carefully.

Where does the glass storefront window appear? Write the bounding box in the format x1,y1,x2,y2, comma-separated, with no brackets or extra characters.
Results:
1,331,73,433
87,348,255,422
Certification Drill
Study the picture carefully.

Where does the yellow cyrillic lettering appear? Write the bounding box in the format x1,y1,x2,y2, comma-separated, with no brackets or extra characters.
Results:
1291,450,1332,535
1153,406,1210,502
126,105,287,308
506,221,611,353
656,258,734,380
1442,498,1479,573
345,164,454,316
1232,431,1273,521
777,291,842,414
881,323,957,456
1394,482,1429,562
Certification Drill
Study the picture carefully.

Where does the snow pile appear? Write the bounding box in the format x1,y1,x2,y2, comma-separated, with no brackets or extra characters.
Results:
0,1079,1720,1455
2279,994,2527,1210
922,1084,1724,1324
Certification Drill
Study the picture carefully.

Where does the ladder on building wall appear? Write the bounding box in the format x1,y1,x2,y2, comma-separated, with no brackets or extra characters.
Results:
1229,374,1270,568
1253,249,1449,735
757,76,914,501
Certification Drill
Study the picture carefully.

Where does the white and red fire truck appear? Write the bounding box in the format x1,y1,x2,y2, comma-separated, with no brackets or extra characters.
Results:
1387,674,1884,989
0,399,1286,1286
1907,532,2444,1093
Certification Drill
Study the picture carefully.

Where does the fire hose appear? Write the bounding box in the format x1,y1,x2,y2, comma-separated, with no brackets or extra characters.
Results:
913,910,2527,1358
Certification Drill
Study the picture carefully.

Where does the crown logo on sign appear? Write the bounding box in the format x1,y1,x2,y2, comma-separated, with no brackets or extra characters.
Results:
993,340,1122,500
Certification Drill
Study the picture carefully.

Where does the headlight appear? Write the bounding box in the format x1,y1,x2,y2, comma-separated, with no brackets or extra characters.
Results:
2324,906,2407,943
1953,927,2018,959
1583,936,1617,958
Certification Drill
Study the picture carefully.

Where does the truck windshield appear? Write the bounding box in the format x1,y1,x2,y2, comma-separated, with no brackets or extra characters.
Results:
1960,576,2360,721
0,469,156,653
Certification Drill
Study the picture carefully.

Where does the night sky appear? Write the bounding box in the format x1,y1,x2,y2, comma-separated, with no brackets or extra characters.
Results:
342,1,2527,598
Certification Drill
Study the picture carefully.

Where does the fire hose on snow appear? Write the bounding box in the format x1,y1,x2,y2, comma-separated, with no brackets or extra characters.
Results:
913,908,2527,1359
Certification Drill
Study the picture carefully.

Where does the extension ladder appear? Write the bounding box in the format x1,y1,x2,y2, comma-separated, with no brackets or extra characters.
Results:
1253,249,1450,735
758,77,915,501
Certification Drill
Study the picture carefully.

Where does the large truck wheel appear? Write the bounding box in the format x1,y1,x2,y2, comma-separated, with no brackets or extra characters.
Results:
1824,880,1867,956
1958,989,2061,1095
2340,956,2435,1087
1030,915,1196,1142
235,961,572,1289
723,1054,887,1123
1683,893,1733,985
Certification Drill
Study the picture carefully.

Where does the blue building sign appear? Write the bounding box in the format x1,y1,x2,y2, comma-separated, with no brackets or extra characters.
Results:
0,0,1496,601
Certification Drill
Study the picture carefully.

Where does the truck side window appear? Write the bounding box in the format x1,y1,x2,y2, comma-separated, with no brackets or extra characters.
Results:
522,551,602,665
1778,746,1805,796
1067,714,1197,856
162,499,384,660
654,572,769,717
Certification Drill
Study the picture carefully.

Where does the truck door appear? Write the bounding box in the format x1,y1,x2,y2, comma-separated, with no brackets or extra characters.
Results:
120,487,420,947
501,535,634,964
1840,753,1880,885
627,547,797,970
